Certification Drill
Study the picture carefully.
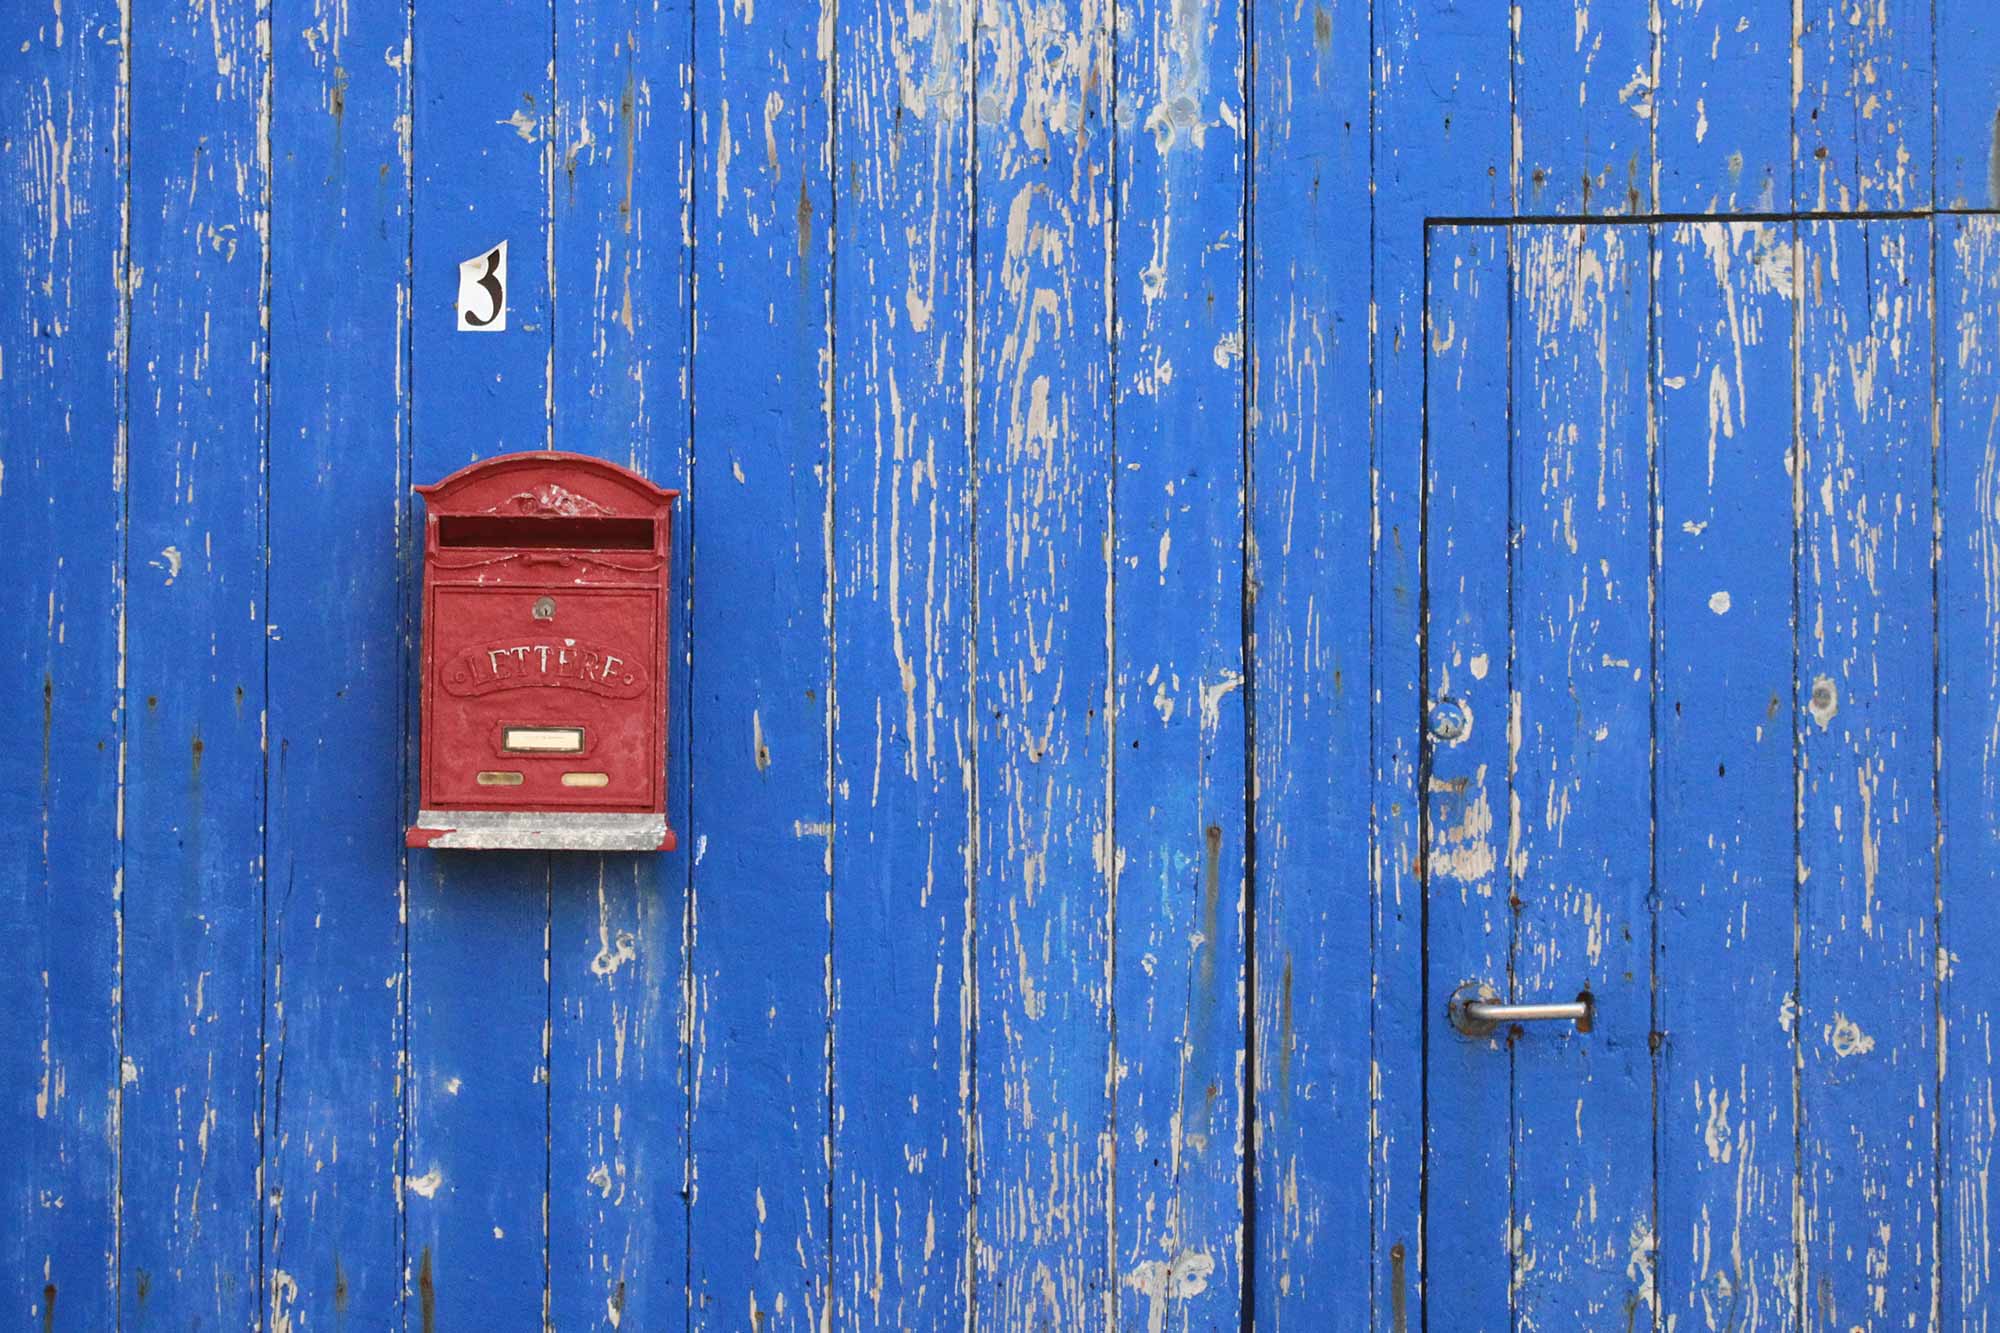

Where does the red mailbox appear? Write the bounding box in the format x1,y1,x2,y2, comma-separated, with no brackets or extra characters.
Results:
406,452,678,851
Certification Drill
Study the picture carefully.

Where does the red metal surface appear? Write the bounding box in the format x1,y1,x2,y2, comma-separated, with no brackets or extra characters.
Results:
406,452,678,850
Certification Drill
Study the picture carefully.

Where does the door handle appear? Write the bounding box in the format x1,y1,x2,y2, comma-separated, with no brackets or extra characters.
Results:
1449,983,1592,1037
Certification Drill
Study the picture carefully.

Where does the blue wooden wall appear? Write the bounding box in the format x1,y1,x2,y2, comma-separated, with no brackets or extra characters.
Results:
3,1,1999,1329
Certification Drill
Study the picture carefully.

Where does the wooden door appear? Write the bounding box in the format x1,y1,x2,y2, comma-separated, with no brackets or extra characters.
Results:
1421,218,1951,1329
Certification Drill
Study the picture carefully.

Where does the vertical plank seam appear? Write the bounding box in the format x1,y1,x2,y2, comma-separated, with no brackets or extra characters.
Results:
1647,0,1661,215
1103,0,1123,1321
681,0,702,1323
1366,5,1385,1325
1787,215,1807,1329
397,1,418,1326
1413,222,1432,1333
1237,0,1259,1325
1928,206,1948,1333
1643,219,1663,1333
113,0,134,1322
962,5,982,1327
1502,222,1519,1333
257,0,277,1318
1928,6,1948,1321
823,0,840,1319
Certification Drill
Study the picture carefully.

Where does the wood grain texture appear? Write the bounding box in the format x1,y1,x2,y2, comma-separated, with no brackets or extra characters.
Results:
1375,5,1514,1325
1510,221,1656,1327
1654,0,1792,213
1935,2,2000,210
119,0,269,1321
263,0,411,1326
1652,219,1800,1331
0,4,125,1326
829,0,976,1326
1245,0,1376,1325
1797,216,1938,1329
1420,223,1516,1329
1795,0,1931,211
1110,1,1249,1327
970,0,1116,1324
548,3,693,1328
1514,0,1657,214
686,1,834,1326
1943,212,2000,1332
405,4,556,1326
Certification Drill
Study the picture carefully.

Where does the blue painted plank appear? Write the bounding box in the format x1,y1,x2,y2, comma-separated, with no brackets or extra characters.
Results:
1654,0,1793,212
685,2,833,1326
1794,0,1931,210
1935,2,2000,209
1652,219,1799,1330
1509,222,1655,1326
1246,0,1377,1323
828,0,974,1327
405,3,555,1324
0,4,125,1325
1110,1,1248,1326
1419,223,1516,1329
1796,217,1937,1328
1373,5,1513,1323
969,2,1115,1324
1514,0,1657,213
1942,212,2000,1331
262,2,412,1326
119,1,269,1323
547,6,693,1328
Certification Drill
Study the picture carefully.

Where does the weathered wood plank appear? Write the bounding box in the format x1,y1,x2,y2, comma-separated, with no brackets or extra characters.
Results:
686,1,834,1326
1652,219,1799,1330
1794,0,1931,210
1374,4,1513,1322
1245,0,1376,1322
1110,0,1249,1326
828,0,975,1326
970,0,1116,1323
1935,2,2000,209
405,3,555,1323
1653,0,1792,213
1509,221,1655,1326
1419,223,1516,1330
1514,0,1657,214
1942,211,2000,1333
118,0,269,1322
262,1,412,1326
0,3,126,1325
1797,216,1937,1329
548,4,693,1328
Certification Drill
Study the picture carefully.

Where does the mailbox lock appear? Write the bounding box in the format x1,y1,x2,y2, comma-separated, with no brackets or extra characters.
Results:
532,595,557,621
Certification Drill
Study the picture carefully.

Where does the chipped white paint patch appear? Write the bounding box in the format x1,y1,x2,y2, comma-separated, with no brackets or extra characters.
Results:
1124,1249,1214,1333
406,1165,443,1199
1708,589,1731,614
1827,1013,1875,1058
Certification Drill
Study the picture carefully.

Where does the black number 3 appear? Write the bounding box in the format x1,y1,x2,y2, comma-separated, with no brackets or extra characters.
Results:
464,247,504,327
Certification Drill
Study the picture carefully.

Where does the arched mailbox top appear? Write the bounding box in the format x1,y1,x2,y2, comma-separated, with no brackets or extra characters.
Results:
416,451,679,520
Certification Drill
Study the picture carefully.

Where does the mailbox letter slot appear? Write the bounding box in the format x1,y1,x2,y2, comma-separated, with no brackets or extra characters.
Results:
406,452,679,852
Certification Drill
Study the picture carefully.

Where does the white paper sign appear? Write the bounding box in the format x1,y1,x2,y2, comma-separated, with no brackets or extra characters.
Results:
457,241,508,331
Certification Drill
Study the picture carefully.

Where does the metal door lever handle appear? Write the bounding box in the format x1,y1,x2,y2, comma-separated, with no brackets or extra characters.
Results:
1463,1000,1587,1025
1449,983,1593,1037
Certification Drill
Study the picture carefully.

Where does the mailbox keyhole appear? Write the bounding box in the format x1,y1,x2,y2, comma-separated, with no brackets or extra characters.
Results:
532,595,557,621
